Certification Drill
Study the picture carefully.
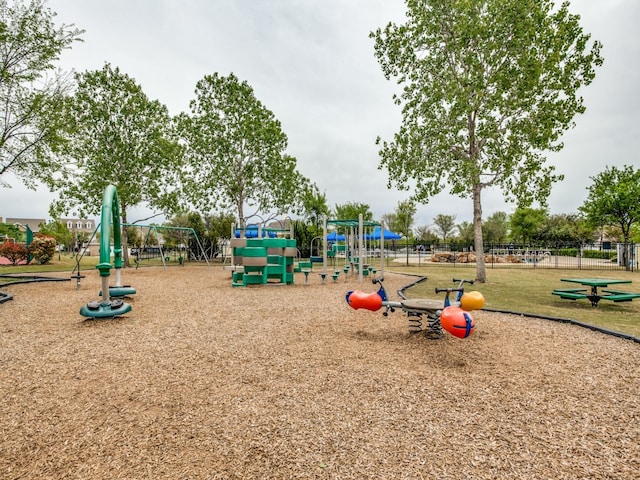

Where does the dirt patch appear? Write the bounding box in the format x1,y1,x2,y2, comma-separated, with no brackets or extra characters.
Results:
1,265,638,479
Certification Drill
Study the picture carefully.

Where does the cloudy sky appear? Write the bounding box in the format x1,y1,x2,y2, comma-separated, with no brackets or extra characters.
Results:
1,0,638,229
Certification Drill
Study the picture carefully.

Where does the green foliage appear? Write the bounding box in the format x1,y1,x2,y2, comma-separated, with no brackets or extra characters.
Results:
413,225,439,245
371,0,603,281
456,221,474,244
557,248,578,257
177,72,309,225
292,219,314,257
432,214,457,242
28,233,56,264
482,212,510,243
390,199,415,237
301,183,330,237
51,63,182,222
0,0,83,187
124,226,142,249
582,250,616,260
333,202,373,221
0,241,28,264
164,211,221,258
38,219,73,250
204,212,235,241
509,207,547,244
580,165,640,242
0,222,25,242
536,213,595,245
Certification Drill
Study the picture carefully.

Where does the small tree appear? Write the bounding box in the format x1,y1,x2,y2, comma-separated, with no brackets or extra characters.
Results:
0,242,28,265
580,165,640,244
38,219,72,257
0,223,25,243
414,225,439,245
391,199,416,265
204,212,235,259
28,234,56,264
301,183,330,237
580,165,640,270
433,214,457,243
482,212,510,244
456,221,475,245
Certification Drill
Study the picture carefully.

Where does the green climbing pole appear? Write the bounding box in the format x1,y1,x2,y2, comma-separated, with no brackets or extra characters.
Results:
80,185,134,318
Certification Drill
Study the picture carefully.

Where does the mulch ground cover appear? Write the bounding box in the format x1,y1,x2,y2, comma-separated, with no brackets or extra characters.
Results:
1,265,638,479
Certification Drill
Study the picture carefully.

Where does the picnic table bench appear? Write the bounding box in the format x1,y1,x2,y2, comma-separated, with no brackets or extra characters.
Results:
552,278,640,307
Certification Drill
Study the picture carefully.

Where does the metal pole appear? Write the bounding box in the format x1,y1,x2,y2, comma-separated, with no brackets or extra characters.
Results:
358,214,363,283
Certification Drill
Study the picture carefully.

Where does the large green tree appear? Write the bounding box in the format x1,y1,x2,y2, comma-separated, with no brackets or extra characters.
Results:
177,72,309,227
509,207,546,244
51,63,182,265
580,165,640,244
0,0,82,187
371,0,602,282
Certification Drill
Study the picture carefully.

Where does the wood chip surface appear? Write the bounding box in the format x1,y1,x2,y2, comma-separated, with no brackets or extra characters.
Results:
1,265,638,479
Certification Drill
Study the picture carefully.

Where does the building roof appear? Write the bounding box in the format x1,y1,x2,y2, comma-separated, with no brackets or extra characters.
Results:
2,217,46,232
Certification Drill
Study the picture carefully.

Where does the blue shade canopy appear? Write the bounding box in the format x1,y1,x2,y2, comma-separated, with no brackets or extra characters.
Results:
366,226,402,240
327,231,346,241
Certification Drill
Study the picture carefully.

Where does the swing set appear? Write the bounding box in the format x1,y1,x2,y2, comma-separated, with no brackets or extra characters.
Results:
124,224,210,271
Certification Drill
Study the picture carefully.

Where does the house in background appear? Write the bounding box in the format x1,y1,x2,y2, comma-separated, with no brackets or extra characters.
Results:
60,218,97,236
0,216,99,254
59,218,98,254
0,217,46,233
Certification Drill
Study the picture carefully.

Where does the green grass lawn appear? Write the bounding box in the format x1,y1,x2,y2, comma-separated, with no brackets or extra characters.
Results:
386,265,640,338
3,257,639,339
0,254,100,275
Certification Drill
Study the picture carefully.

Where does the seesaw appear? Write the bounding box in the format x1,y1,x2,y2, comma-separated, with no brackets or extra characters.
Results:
345,277,485,339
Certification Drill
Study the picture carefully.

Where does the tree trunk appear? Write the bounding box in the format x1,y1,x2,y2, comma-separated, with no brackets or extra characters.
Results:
473,183,486,283
237,199,245,232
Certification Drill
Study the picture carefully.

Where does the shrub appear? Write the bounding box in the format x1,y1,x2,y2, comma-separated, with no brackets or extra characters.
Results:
28,234,57,265
582,250,617,260
556,248,578,257
0,242,28,265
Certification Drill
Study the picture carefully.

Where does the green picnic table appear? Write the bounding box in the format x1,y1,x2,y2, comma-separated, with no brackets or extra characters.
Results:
552,278,640,307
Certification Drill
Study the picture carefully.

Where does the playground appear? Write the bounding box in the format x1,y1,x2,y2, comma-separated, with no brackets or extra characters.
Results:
1,265,638,479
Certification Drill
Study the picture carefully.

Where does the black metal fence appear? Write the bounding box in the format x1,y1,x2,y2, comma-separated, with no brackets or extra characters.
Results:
379,242,638,272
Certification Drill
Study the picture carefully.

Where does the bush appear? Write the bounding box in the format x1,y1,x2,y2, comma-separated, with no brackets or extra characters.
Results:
582,250,617,260
0,242,28,265
556,248,578,257
28,234,57,265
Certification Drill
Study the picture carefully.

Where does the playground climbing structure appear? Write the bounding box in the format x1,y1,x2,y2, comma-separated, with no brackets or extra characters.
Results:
80,185,135,318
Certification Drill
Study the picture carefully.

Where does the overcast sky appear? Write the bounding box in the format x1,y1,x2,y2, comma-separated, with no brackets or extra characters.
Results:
1,0,638,228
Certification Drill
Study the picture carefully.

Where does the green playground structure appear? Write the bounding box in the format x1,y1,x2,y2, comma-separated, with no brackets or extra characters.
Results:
80,185,135,318
230,237,297,287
